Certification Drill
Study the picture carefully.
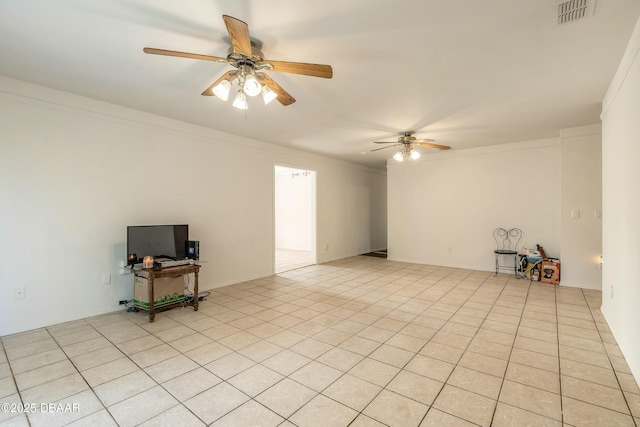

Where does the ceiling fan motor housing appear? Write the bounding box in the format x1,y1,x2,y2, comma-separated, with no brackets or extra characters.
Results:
226,44,265,63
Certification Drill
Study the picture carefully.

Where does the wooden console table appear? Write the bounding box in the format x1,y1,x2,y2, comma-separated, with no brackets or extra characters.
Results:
133,264,200,322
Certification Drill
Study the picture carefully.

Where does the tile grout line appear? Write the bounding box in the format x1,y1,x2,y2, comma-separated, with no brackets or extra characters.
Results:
219,261,412,425
579,288,638,426
486,275,548,426
283,269,456,424
8,328,101,427
370,269,492,425
286,266,482,425
556,282,565,426
48,320,129,427
414,270,506,426
167,265,453,425
47,316,203,426
364,269,512,425
6,333,79,425
125,261,399,425
0,341,29,426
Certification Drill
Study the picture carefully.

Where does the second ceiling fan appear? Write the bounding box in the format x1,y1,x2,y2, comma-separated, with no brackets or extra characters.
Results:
143,15,333,108
371,132,451,161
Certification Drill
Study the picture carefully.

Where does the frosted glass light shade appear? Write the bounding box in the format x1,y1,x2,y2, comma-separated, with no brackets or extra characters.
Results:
243,75,262,97
212,80,231,101
393,151,404,161
410,150,421,160
261,85,278,105
232,90,248,109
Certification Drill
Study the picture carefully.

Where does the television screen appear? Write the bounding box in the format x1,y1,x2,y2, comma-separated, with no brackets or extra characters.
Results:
127,225,188,263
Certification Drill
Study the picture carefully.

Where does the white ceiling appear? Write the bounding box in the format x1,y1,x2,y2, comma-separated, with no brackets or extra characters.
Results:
2,1,639,169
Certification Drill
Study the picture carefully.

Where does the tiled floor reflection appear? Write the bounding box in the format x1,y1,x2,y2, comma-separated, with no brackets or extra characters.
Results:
275,248,314,273
1,256,639,426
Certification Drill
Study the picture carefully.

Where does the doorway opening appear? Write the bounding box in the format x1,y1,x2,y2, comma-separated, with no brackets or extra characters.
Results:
274,165,317,273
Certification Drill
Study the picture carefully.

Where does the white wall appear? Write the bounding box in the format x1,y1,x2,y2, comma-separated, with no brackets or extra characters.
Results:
559,125,603,289
601,17,640,385
388,140,561,270
275,167,314,251
318,166,387,258
0,76,387,336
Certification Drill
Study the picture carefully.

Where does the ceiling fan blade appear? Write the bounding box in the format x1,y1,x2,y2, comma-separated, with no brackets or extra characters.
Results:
222,15,252,57
265,60,333,79
371,144,402,152
143,47,227,63
258,73,296,106
201,71,237,96
413,138,435,143
416,142,451,150
373,141,401,144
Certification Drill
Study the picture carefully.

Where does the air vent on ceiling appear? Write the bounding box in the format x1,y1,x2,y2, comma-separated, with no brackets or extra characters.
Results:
556,0,595,25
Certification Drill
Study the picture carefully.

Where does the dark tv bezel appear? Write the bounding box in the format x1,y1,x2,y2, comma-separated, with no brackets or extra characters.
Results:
126,224,189,262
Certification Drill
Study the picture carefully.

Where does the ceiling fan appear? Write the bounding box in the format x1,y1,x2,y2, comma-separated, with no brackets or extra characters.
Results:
371,132,450,161
143,15,333,108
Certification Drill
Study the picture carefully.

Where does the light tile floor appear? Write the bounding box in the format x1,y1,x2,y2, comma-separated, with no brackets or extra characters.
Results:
1,256,639,426
275,249,314,274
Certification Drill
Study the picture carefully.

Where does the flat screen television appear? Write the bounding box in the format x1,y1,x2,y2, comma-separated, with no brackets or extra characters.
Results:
127,224,188,263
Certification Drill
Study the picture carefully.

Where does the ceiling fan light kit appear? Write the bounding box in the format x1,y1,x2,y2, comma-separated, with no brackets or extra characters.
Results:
392,147,421,162
209,67,275,108
143,15,333,110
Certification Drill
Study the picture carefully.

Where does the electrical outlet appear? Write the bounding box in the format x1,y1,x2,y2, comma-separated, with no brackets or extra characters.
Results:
13,287,25,299
610,285,614,298
448,246,453,254
324,244,329,251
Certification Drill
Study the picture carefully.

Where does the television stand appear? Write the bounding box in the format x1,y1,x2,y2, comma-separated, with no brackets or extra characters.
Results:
132,264,200,322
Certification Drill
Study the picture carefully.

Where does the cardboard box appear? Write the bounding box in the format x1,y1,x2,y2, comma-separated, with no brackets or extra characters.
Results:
541,260,561,285
134,276,185,310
